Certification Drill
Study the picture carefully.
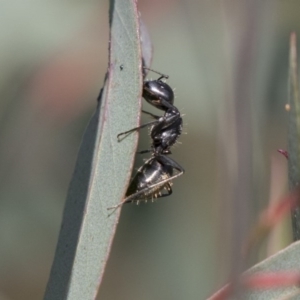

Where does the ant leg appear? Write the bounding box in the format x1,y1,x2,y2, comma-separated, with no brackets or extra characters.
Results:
136,149,152,154
143,171,183,195
143,67,169,80
158,99,177,111
132,172,178,202
117,119,158,141
155,183,173,198
149,183,173,203
156,155,185,174
143,108,181,132
129,183,172,203
107,191,142,210
107,183,172,211
118,107,179,141
142,110,160,120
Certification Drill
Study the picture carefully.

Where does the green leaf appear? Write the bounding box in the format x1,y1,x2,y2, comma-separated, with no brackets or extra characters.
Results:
208,241,300,299
241,241,300,299
288,32,300,240
44,0,144,299
277,290,300,300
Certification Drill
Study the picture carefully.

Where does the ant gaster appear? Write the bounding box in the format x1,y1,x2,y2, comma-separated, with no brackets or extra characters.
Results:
108,68,184,210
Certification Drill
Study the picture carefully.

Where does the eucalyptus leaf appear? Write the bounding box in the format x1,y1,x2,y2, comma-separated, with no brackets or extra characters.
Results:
288,32,300,240
277,290,300,300
209,241,300,300
44,0,145,299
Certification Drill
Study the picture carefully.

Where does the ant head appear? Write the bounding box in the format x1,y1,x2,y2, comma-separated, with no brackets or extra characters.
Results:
143,80,174,111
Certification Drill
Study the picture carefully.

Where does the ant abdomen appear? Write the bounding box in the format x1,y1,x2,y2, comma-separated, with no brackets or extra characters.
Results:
125,157,174,203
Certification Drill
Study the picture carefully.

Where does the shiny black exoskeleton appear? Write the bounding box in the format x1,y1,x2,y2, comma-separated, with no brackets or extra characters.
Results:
143,79,175,110
141,109,182,155
124,155,183,204
117,68,183,155
109,154,184,209
108,68,184,210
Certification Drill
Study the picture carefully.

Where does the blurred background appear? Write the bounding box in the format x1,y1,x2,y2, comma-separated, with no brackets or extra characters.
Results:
0,0,298,299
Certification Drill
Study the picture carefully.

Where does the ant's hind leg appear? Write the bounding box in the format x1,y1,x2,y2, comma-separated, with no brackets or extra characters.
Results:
107,183,173,212
107,189,143,211
136,149,152,155
157,155,185,174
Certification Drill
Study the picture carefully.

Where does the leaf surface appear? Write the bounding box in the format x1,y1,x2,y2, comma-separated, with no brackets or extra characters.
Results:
44,0,144,299
208,241,300,300
288,32,300,240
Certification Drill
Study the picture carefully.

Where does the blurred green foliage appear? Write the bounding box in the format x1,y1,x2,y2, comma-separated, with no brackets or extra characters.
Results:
0,1,299,299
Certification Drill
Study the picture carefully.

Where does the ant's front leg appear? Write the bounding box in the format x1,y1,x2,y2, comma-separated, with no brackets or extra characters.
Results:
142,67,169,80
156,155,185,175
136,149,152,154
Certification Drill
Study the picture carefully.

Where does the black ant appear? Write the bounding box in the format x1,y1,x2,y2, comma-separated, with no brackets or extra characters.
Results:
108,68,184,210
117,67,183,155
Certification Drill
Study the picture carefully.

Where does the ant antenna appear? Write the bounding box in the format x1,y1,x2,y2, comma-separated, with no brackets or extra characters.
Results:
143,67,169,80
